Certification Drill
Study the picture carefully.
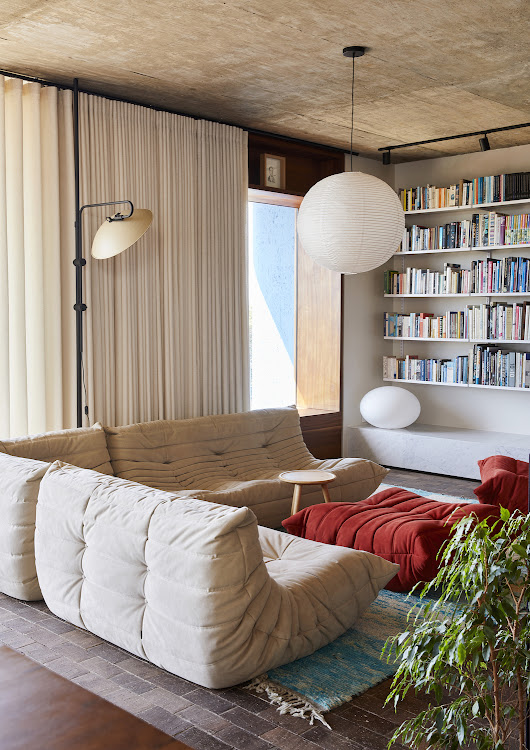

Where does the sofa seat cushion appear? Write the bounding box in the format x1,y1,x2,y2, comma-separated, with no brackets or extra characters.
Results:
104,407,388,527
474,455,529,514
258,526,398,649
35,462,397,689
282,487,501,592
0,453,50,600
0,423,113,475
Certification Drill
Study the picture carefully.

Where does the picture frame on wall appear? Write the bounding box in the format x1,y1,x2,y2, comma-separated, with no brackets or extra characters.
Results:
260,153,286,190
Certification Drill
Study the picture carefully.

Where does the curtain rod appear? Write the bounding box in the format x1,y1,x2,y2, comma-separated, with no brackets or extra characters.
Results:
0,67,350,156
379,122,530,153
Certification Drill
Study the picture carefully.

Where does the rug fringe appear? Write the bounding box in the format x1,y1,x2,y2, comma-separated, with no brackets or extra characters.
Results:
244,675,331,729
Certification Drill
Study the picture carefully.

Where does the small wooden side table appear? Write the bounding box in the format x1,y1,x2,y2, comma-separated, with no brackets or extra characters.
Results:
280,470,336,515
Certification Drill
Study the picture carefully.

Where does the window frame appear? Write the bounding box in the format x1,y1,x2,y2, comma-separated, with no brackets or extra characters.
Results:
248,187,343,457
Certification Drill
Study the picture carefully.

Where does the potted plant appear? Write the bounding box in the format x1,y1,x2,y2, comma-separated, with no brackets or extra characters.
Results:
385,508,530,750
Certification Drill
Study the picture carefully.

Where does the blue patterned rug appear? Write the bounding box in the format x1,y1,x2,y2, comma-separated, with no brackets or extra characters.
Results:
249,483,473,726
247,589,423,726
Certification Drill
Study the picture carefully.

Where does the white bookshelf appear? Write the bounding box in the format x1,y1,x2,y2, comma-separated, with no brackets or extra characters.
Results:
384,337,530,343
382,378,467,387
386,181,530,390
385,292,530,298
383,377,529,391
404,198,530,215
394,242,530,256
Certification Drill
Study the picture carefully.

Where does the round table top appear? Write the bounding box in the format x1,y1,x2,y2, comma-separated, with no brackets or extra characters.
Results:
279,470,336,485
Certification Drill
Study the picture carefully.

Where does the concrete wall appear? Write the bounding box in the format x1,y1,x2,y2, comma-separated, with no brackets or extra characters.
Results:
342,144,530,445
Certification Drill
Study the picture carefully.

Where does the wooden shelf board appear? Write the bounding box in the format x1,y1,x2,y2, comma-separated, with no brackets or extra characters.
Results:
404,198,530,215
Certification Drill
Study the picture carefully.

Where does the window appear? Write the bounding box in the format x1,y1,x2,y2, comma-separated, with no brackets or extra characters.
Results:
248,190,341,416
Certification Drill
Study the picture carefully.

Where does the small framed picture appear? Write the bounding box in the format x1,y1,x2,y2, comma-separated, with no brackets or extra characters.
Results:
260,153,286,190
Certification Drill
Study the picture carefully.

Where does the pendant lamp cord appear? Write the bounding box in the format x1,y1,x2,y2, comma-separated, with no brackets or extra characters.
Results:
350,55,355,170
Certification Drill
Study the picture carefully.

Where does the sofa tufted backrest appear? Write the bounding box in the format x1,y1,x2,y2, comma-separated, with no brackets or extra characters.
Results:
0,453,49,600
35,462,399,689
0,423,113,475
35,462,272,686
104,406,314,492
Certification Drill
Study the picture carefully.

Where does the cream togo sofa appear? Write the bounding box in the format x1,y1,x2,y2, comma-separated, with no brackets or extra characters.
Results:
0,407,395,688
0,406,388,602
34,462,397,688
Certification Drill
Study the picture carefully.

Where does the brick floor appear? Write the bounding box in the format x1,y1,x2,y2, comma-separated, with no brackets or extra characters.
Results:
0,469,474,749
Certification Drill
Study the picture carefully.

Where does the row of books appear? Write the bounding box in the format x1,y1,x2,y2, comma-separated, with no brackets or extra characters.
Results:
384,258,530,295
399,212,530,252
385,311,466,339
384,265,472,295
471,257,530,294
383,354,469,383
384,303,530,341
467,303,530,341
399,172,530,211
384,346,530,388
470,346,530,388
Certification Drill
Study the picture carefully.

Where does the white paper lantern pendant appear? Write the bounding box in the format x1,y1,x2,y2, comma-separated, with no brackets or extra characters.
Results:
297,47,405,274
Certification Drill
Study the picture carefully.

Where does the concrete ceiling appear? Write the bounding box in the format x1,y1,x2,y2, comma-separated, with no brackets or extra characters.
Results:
1,0,529,161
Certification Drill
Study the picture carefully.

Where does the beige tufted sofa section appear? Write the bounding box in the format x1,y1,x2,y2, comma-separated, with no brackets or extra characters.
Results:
104,406,388,527
34,462,398,689
0,407,387,601
0,424,113,601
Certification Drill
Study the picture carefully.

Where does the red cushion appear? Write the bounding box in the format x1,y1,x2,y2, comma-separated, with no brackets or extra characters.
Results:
282,487,500,592
474,455,529,514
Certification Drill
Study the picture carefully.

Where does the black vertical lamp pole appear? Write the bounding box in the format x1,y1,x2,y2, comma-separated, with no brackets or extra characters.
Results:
73,78,136,426
73,78,86,428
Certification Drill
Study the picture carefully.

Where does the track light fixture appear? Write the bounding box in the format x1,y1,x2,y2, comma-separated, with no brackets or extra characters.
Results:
382,150,391,165
379,121,530,157
479,134,491,151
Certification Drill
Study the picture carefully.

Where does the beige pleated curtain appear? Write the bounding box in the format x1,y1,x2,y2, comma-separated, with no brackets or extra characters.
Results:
0,77,76,438
79,94,249,426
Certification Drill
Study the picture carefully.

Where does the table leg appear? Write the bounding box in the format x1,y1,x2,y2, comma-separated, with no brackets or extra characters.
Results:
291,484,302,515
321,484,332,504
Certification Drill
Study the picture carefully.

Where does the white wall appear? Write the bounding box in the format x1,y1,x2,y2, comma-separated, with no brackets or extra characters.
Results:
342,155,394,432
342,145,530,443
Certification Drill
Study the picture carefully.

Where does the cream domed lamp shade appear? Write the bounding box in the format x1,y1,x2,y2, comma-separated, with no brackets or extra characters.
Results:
91,206,153,259
74,199,153,426
297,46,405,274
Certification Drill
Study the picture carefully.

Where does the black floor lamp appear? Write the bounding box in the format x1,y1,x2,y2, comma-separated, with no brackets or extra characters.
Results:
73,79,153,427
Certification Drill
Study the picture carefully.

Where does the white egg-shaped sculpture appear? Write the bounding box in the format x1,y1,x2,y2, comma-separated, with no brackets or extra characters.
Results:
360,386,421,429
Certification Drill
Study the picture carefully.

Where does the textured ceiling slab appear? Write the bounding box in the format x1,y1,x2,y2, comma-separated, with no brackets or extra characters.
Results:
0,0,528,161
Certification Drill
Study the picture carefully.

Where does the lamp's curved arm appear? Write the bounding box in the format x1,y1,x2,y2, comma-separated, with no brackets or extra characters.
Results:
79,199,134,221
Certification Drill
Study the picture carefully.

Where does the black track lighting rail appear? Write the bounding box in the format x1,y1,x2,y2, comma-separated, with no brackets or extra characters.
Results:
379,121,530,161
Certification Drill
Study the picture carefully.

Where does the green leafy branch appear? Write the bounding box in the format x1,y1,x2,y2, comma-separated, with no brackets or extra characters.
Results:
384,508,530,750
